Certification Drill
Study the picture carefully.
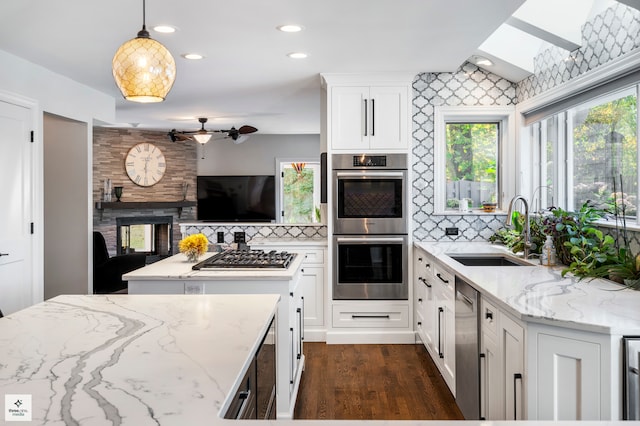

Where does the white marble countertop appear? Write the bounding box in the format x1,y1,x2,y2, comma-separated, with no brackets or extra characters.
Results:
0,294,279,425
416,241,640,335
123,252,304,281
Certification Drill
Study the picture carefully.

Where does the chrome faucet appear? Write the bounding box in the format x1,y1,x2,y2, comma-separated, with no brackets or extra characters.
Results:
506,195,531,259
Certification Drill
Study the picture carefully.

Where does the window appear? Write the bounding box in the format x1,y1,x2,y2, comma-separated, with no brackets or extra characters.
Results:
531,87,638,220
434,106,515,214
277,159,321,223
445,122,499,210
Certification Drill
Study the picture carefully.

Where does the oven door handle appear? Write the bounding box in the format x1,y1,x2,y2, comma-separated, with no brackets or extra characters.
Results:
335,171,405,178
336,237,406,243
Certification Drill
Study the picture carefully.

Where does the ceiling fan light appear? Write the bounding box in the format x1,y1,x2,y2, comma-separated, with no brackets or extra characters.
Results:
193,133,212,144
112,0,176,103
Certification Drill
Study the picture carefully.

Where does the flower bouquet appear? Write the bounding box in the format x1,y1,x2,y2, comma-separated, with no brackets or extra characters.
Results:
179,233,209,262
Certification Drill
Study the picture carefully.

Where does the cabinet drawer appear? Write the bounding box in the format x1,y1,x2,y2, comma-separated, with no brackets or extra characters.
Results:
432,263,454,293
301,249,324,265
332,304,409,328
481,297,499,338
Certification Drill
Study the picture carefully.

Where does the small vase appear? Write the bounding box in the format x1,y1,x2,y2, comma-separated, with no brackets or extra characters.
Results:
185,251,200,262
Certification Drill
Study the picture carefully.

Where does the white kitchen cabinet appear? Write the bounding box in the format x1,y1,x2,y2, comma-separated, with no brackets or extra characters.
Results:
502,313,525,421
479,296,525,421
250,243,326,342
414,251,456,394
330,85,408,151
480,329,502,420
321,73,414,153
536,333,600,420
289,277,304,397
526,323,619,421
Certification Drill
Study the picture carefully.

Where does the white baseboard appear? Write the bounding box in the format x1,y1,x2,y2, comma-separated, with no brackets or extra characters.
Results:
325,330,416,344
303,329,326,342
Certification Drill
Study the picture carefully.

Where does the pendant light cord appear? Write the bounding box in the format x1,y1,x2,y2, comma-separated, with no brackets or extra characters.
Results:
137,0,150,38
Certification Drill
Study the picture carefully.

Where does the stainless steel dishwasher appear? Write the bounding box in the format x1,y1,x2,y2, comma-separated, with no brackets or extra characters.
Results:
455,276,480,420
623,336,640,420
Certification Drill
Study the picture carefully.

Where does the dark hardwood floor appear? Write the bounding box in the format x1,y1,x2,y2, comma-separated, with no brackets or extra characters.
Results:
294,342,464,420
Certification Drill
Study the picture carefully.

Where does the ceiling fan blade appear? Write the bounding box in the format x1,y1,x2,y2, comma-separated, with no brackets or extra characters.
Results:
238,125,258,134
168,130,193,142
233,134,250,144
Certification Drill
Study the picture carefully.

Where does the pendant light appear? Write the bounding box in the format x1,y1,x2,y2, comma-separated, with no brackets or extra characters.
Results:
112,0,176,103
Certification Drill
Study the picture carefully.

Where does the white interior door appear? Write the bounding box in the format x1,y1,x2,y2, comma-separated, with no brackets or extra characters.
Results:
0,100,34,315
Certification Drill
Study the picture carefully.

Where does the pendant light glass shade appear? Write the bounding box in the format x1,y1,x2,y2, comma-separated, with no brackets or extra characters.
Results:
112,1,176,103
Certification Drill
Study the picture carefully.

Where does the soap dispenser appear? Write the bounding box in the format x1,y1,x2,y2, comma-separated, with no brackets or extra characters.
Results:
541,235,556,266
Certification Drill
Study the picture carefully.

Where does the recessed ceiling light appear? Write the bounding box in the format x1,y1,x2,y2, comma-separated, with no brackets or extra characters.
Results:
287,52,308,59
472,55,493,67
183,53,204,60
277,24,303,33
153,25,176,34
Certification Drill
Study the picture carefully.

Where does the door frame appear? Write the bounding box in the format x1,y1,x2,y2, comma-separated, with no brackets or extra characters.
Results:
0,90,43,306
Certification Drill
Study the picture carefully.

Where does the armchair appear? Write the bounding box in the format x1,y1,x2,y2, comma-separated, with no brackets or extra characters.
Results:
93,231,147,294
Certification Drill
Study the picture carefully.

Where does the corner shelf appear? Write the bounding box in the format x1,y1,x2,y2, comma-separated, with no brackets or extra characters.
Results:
95,201,196,219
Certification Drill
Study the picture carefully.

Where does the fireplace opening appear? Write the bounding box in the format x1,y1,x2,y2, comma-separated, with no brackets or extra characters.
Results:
116,216,173,264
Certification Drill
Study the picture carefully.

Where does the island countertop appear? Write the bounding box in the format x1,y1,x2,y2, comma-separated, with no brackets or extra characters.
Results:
416,241,640,335
123,252,304,281
0,294,279,425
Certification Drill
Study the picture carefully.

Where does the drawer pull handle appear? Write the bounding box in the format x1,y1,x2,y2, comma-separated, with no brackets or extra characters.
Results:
0,253,8,257
418,277,431,288
436,273,449,284
513,373,523,420
351,314,390,319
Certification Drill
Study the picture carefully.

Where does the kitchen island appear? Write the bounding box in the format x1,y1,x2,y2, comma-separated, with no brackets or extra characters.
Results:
415,241,640,421
0,294,279,425
123,252,305,419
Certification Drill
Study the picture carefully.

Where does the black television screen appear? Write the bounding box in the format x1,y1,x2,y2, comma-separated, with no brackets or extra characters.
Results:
197,175,276,222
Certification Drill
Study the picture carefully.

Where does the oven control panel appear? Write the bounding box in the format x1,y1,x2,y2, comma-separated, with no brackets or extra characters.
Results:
352,155,387,167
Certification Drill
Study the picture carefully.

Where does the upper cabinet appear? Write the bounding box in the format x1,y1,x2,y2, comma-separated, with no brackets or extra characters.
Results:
322,73,414,153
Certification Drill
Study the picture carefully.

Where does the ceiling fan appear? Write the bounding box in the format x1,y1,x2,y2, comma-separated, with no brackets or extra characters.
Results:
168,117,258,144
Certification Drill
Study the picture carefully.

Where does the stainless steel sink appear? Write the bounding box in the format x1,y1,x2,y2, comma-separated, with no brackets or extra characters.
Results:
446,254,532,267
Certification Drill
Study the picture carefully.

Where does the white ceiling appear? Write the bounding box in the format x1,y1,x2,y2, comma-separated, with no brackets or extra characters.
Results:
0,0,528,134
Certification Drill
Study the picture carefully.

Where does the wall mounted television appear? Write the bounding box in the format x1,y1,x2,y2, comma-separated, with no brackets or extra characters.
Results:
197,175,276,222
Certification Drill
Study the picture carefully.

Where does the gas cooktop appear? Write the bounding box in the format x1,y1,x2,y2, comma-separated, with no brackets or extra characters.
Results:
192,249,297,270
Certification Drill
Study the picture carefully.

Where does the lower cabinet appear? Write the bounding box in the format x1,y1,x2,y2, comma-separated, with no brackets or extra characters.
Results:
251,243,326,341
479,297,525,421
414,248,456,394
527,323,619,420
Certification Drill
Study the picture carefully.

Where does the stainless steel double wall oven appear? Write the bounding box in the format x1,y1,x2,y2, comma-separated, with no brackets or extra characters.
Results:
332,153,408,300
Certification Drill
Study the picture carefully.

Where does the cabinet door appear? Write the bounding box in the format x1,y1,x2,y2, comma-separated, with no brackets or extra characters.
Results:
441,291,456,394
481,331,503,420
536,333,601,420
422,275,437,354
300,265,324,326
331,86,369,150
502,314,525,421
368,86,408,150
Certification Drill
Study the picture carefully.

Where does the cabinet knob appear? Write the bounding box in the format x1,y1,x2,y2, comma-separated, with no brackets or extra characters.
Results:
485,310,494,321
418,298,423,303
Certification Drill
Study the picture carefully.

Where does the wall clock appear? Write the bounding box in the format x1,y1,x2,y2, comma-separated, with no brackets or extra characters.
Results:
125,142,166,187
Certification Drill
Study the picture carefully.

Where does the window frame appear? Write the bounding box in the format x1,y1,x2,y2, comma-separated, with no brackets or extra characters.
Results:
275,157,321,224
434,106,516,215
528,85,639,224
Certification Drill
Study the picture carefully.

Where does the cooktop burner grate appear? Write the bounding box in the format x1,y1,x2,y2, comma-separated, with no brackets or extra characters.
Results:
192,249,297,270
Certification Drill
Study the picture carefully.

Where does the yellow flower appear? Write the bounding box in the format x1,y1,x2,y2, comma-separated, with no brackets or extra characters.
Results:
179,233,209,256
